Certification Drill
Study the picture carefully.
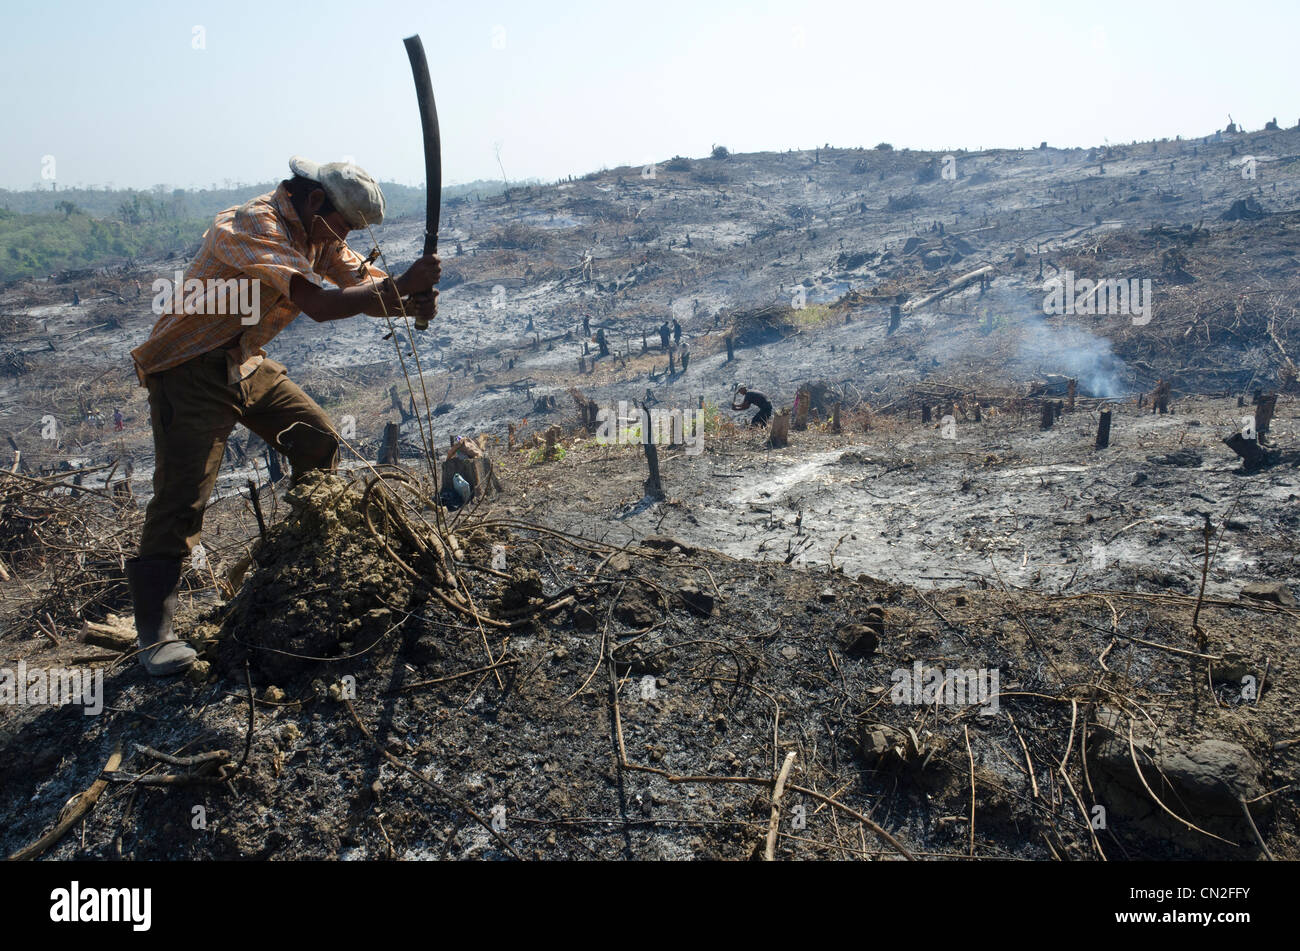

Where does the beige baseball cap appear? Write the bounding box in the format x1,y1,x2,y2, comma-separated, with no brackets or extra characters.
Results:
289,155,386,229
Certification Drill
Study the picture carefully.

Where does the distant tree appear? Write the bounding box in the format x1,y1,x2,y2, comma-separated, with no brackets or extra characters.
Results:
711,145,730,160
875,142,894,151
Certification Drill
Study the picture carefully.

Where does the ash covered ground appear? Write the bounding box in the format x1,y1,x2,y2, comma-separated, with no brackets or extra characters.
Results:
2,127,1299,861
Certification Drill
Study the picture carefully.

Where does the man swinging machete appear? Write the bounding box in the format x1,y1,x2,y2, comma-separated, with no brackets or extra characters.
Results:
126,157,441,676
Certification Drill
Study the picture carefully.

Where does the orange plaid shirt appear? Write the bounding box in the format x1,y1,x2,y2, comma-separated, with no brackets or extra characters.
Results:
130,183,388,385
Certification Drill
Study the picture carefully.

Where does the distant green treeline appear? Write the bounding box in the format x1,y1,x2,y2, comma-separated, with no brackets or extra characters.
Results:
0,178,526,282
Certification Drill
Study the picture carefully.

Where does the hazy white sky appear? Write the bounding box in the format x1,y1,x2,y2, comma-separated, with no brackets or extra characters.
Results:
2,0,1296,191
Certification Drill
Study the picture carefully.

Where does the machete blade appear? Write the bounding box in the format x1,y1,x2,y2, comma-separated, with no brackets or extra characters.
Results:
403,34,441,329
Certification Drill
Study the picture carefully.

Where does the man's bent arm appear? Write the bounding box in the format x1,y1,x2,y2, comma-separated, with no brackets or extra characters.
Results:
359,289,437,319
290,275,401,322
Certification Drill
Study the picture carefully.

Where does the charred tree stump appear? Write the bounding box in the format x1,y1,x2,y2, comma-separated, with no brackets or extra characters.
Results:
544,425,562,461
767,409,791,449
378,423,400,465
1255,393,1278,444
1223,433,1274,472
725,335,735,362
640,404,664,500
443,453,499,499
832,402,842,433
888,305,901,334
1040,402,1055,430
793,387,810,431
1095,408,1112,449
1153,380,1171,415
572,390,601,432
1066,379,1077,412
921,404,932,424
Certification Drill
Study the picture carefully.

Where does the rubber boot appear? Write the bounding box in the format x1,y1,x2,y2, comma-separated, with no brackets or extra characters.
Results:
125,557,197,676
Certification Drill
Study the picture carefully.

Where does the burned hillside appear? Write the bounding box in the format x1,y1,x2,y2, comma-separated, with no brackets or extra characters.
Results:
2,123,1299,862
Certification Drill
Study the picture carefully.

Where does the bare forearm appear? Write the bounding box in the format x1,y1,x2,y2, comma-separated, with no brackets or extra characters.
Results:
291,276,398,322
362,297,408,318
